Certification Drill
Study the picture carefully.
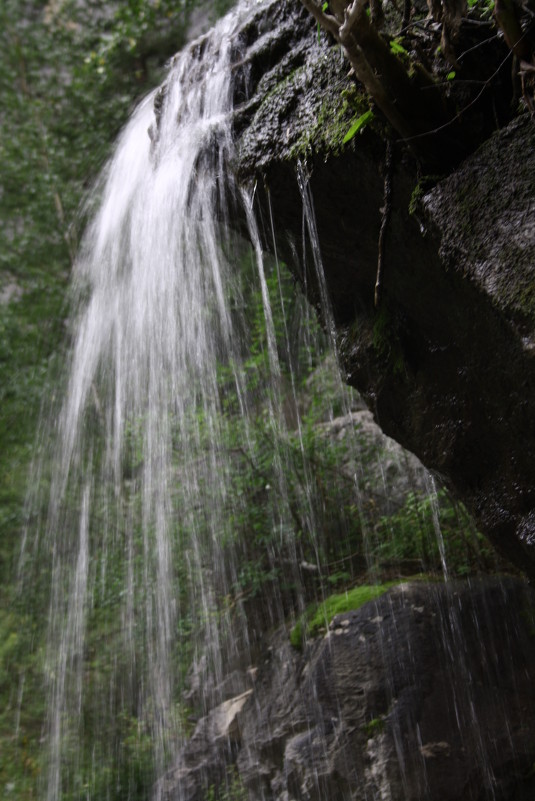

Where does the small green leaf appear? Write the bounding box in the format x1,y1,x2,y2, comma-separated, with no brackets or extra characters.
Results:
390,38,408,55
343,110,374,143
317,3,329,43
446,70,456,80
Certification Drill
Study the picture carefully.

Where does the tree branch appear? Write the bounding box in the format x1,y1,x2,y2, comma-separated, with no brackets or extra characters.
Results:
299,0,465,168
300,0,340,37
339,0,368,42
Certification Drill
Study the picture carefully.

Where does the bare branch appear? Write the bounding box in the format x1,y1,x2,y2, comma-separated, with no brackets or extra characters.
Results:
339,0,368,42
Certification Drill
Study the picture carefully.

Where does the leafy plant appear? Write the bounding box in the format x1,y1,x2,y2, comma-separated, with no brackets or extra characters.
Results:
343,109,374,143
363,716,385,738
389,38,408,56
371,489,500,577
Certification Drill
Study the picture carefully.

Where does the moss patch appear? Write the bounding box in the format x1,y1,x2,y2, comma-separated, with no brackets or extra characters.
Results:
290,583,396,648
363,716,385,738
236,39,370,174
288,78,372,161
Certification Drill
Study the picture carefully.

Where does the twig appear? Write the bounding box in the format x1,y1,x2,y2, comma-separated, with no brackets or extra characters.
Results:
457,33,500,61
300,0,340,37
402,0,411,32
340,0,368,42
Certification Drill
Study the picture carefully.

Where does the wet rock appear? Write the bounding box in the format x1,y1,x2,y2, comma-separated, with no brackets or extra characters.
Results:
159,578,535,800
0,281,22,305
317,409,428,517
185,659,255,711
204,690,253,743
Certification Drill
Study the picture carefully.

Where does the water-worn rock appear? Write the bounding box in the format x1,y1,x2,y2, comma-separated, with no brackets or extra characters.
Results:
318,409,428,517
227,0,535,577
159,578,535,800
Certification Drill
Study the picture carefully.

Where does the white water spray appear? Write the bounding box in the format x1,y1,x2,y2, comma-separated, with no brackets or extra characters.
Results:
36,3,293,796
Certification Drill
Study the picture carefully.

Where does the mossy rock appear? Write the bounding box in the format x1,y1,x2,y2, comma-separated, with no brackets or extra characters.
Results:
290,582,397,648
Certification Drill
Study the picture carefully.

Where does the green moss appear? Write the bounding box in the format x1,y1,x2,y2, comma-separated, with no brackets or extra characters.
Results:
363,716,385,738
315,85,371,154
290,583,396,648
260,65,303,107
408,174,442,216
253,50,371,162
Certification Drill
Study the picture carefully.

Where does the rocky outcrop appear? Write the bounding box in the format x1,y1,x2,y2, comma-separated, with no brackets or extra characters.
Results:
228,0,535,576
159,578,535,800
318,408,428,516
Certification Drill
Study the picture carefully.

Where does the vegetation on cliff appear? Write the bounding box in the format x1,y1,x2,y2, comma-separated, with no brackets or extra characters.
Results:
300,0,534,169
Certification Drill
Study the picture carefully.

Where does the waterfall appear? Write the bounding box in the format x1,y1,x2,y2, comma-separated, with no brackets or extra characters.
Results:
22,2,356,797
17,1,535,800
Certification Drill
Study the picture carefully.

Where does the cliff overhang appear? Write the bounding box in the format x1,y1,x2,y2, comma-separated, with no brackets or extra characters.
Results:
230,0,535,576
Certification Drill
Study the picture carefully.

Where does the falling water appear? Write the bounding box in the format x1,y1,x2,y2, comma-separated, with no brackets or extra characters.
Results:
20,2,359,797
17,1,535,800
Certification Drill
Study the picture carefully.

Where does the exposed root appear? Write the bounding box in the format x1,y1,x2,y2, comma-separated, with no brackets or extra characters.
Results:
375,139,394,309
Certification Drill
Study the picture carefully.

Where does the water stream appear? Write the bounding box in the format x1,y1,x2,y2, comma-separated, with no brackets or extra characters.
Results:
17,1,535,800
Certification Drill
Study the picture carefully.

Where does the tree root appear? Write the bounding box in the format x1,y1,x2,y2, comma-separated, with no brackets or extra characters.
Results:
375,139,394,309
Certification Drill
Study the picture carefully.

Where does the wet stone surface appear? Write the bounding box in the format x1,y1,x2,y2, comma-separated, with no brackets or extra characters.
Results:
159,578,535,800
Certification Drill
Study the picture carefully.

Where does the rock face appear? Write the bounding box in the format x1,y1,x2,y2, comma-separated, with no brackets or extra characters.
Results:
159,578,535,800
226,0,535,577
317,408,428,516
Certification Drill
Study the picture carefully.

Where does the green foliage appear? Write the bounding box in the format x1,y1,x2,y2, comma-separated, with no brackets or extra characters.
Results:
0,0,208,797
317,2,330,43
0,606,46,800
213,0,238,16
371,489,499,577
343,109,374,143
467,0,494,15
0,0,196,584
182,247,365,613
363,716,385,738
389,38,408,56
